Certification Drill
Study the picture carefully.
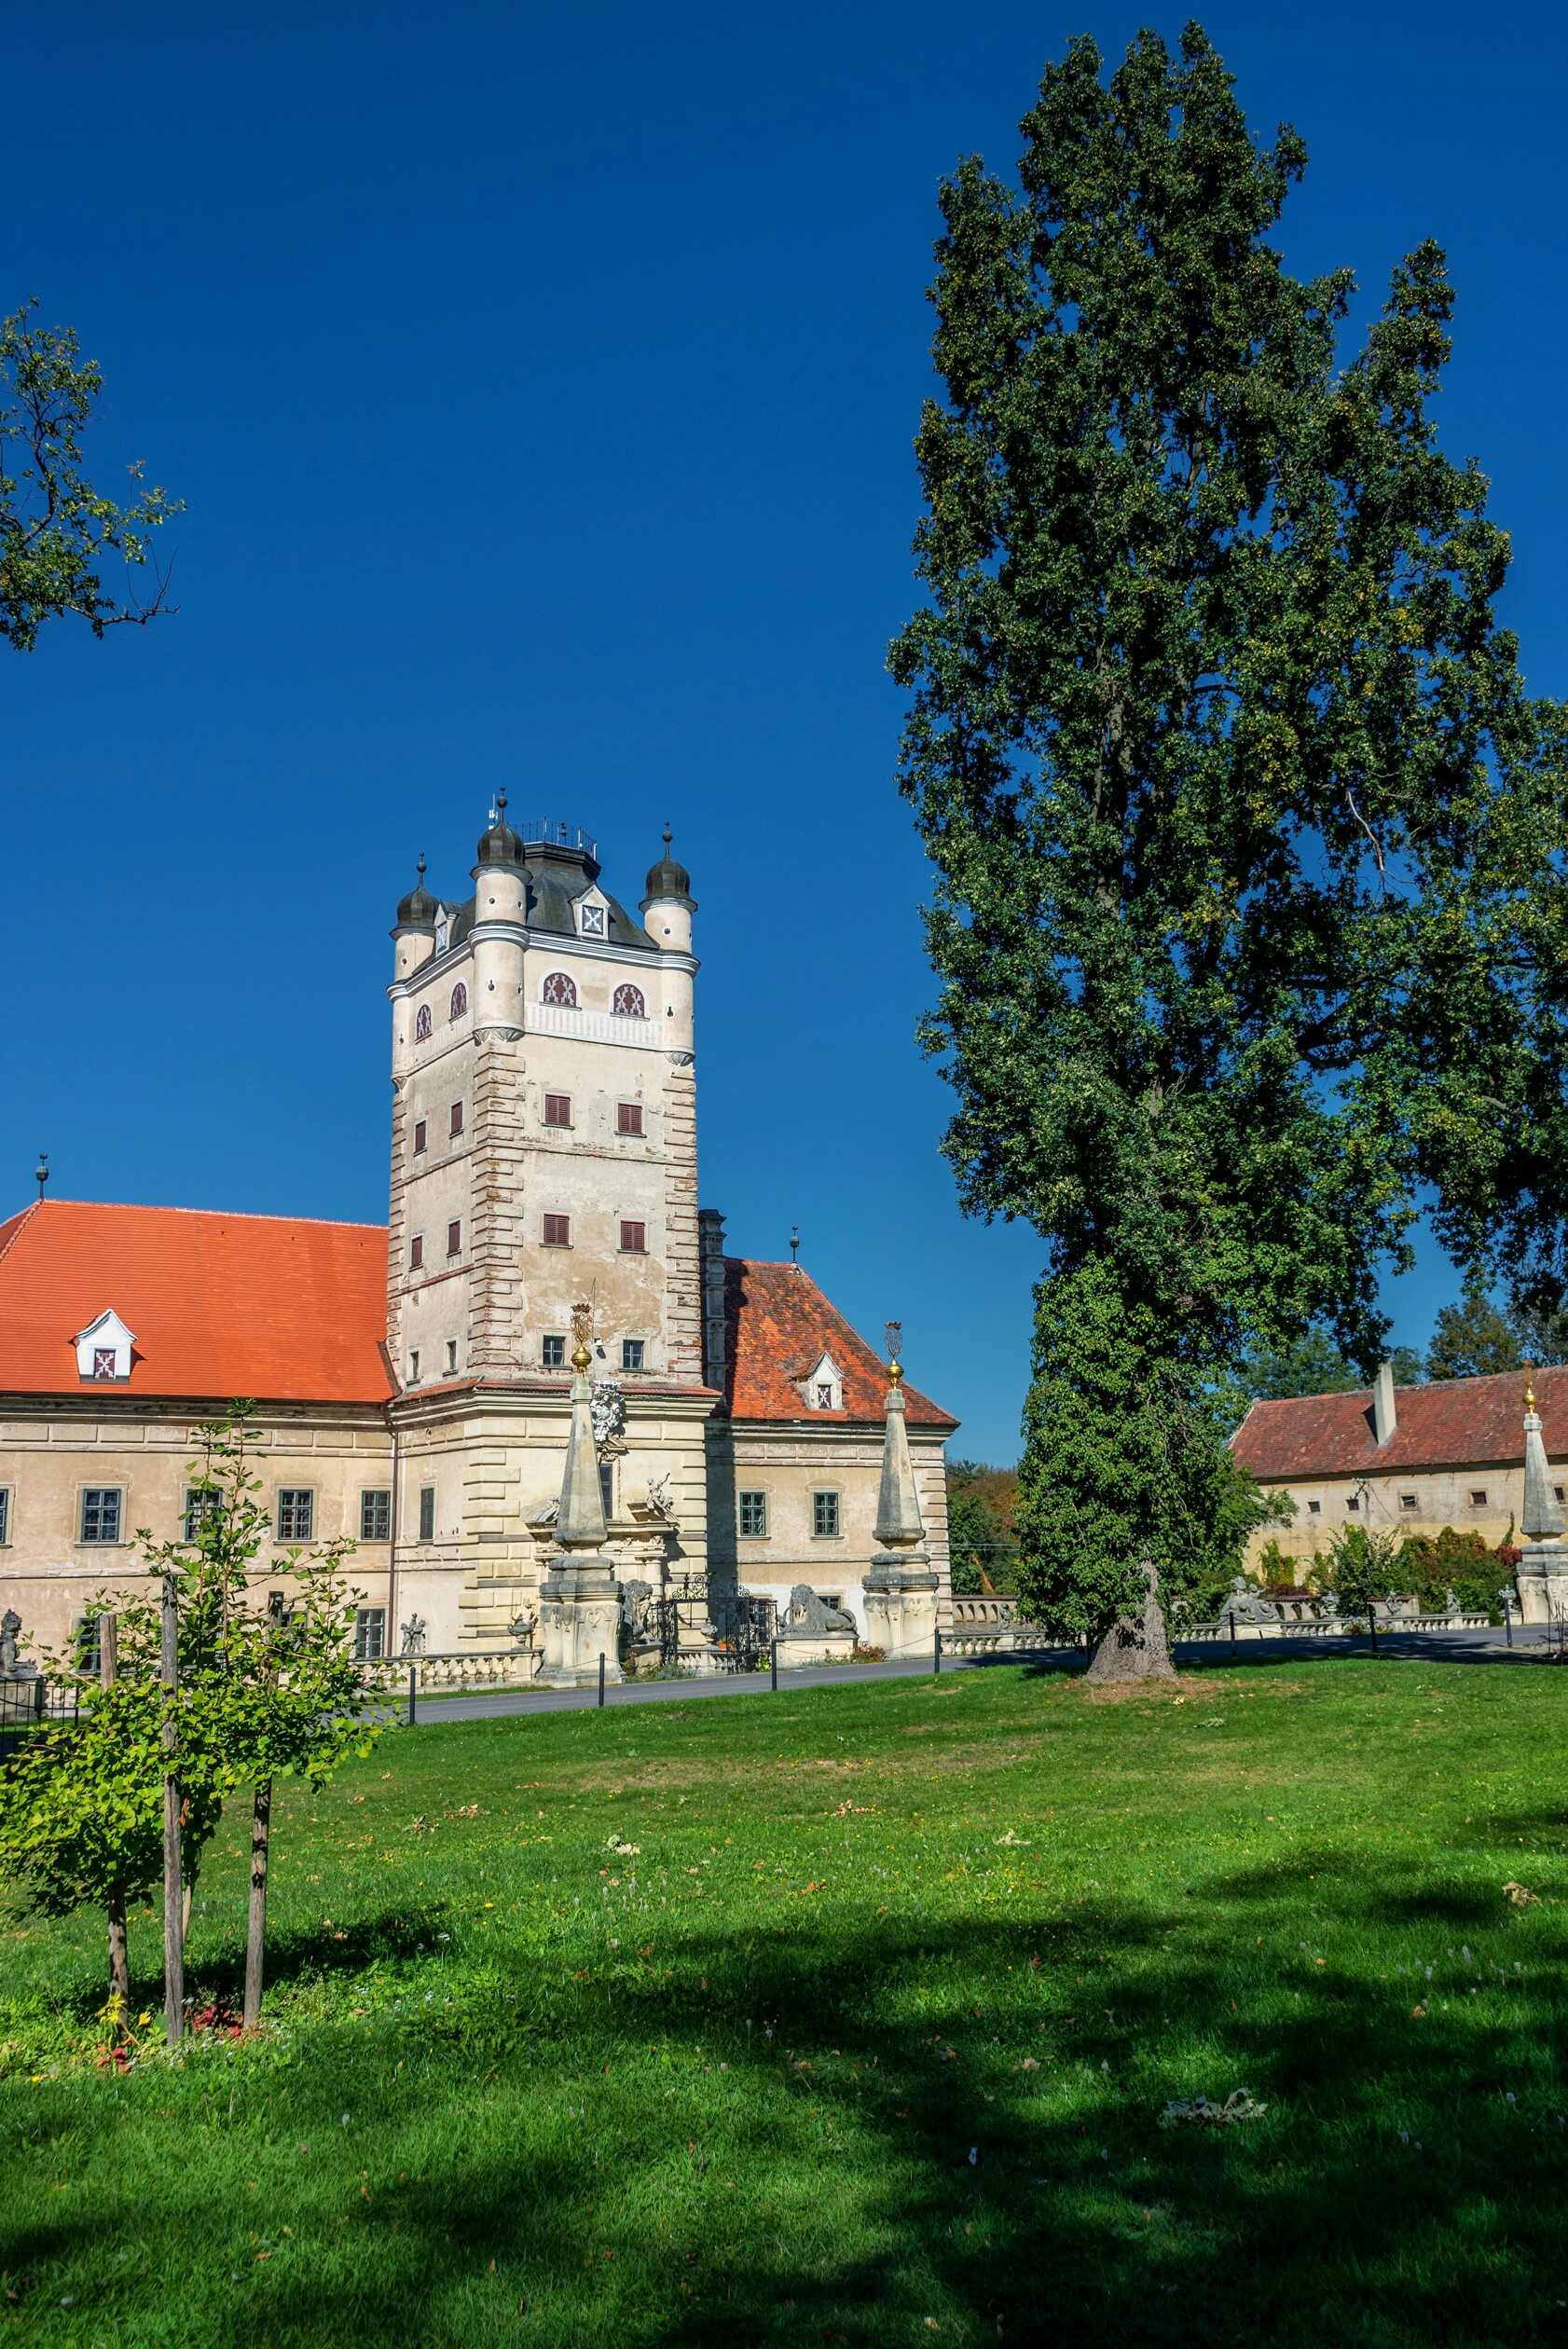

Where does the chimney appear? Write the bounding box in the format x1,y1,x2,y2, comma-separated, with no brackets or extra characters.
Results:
697,1208,728,1393
1372,1359,1397,1447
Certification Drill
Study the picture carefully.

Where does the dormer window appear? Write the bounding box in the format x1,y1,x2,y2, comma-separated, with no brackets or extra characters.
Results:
542,971,578,1008
434,916,449,955
803,1353,844,1411
578,901,606,939
74,1310,134,1383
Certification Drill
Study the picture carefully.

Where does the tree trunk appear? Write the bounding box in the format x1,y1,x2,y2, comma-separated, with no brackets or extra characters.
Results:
243,1779,271,2032
107,1884,131,2013
1085,1559,1177,1684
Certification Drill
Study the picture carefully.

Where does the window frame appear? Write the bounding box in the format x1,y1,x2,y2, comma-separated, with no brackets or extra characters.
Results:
578,901,606,938
598,1461,614,1520
811,1490,842,1540
0,1487,10,1545
418,1485,435,1543
616,1101,643,1136
447,1217,461,1258
353,1607,387,1663
79,1487,123,1545
360,1489,392,1543
619,1218,647,1255
408,1347,421,1384
621,1338,645,1372
1469,1488,1489,1507
410,1231,424,1271
1399,1493,1418,1510
277,1488,315,1543
738,1490,769,1539
543,1092,572,1129
449,1099,464,1138
412,1117,428,1154
612,982,646,1019
449,982,469,1021
542,1334,567,1368
183,1485,221,1543
415,1003,432,1042
542,1214,571,1248
541,970,578,1009
444,1338,459,1375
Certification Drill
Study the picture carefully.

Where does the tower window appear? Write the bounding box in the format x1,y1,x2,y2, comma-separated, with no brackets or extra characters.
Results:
415,1004,432,1041
612,982,646,1019
543,1215,571,1247
277,1490,314,1542
447,1219,461,1257
80,1488,122,1544
360,1490,392,1542
542,1334,566,1368
579,902,606,938
449,982,468,1020
412,1118,427,1154
408,1349,421,1383
620,1220,647,1254
444,1339,458,1375
622,1339,645,1372
543,1092,571,1128
812,1490,841,1539
541,971,578,1008
617,1101,643,1136
419,1486,435,1543
449,1100,463,1138
410,1233,423,1270
738,1490,768,1537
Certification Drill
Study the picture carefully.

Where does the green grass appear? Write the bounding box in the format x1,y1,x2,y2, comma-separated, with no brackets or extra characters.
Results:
4,1657,1568,2345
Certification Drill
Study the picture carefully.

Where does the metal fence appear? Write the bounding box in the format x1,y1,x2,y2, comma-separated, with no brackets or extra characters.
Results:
0,1673,82,1765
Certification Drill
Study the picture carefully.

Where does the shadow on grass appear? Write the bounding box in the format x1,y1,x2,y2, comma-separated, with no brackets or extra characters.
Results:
9,1844,1566,2347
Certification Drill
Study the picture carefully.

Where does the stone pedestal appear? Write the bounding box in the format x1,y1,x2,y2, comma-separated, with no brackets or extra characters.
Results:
777,1627,857,1667
538,1558,626,1686
862,1562,940,1660
1515,1543,1568,1626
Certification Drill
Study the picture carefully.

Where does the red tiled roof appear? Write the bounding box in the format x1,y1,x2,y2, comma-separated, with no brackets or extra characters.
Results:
722,1257,956,1429
1231,1365,1561,1480
0,1201,392,1406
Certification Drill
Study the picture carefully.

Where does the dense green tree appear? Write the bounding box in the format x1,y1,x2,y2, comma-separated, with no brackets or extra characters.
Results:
891,25,1568,1677
1424,1280,1523,1381
2,300,181,650
1240,1332,1424,1400
945,1460,1020,1591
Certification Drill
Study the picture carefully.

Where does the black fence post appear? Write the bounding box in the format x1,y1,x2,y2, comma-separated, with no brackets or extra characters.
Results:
1369,1607,1379,1656
598,1652,606,1709
1229,1608,1237,1661
407,1665,417,1727
934,1626,942,1677
1504,1602,1514,1648
770,1636,778,1693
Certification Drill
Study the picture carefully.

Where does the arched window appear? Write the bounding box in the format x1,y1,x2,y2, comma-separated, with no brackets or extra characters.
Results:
449,982,468,1020
415,1003,432,1042
541,971,578,1009
612,982,647,1019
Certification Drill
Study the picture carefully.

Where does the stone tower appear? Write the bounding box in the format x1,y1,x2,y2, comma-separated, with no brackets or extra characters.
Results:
384,809,712,1645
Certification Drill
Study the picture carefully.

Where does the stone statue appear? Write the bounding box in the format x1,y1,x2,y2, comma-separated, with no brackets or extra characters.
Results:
783,1584,857,1635
1441,1587,1463,1621
643,1473,673,1518
400,1614,428,1655
618,1578,653,1636
590,1381,626,1446
0,1609,21,1675
509,1610,537,1646
1226,1575,1280,1626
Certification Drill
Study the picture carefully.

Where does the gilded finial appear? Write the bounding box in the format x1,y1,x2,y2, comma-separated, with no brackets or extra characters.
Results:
885,1320,903,1387
571,1300,594,1375
1526,1360,1537,1413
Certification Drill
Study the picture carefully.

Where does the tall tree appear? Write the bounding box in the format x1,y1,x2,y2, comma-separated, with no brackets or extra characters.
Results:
2,300,181,650
1240,1332,1424,1400
891,25,1568,1679
1424,1280,1523,1381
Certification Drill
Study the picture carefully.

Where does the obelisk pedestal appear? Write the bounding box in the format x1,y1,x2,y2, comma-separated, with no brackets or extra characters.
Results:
861,1333,941,1661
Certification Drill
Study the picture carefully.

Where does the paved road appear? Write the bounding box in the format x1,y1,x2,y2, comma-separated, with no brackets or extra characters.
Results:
382,1620,1555,1728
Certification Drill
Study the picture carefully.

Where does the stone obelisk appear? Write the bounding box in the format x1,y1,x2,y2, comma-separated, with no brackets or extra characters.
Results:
1515,1367,1567,1627
861,1323,941,1660
538,1303,625,1686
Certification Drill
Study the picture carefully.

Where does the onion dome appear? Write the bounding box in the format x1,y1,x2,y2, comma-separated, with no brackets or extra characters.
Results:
640,823,695,910
475,787,525,869
395,855,437,929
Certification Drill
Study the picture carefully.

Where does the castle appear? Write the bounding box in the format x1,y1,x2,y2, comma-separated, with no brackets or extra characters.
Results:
0,812,956,1666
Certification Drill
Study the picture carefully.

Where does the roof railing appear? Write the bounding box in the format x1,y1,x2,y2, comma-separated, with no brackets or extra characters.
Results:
514,818,598,859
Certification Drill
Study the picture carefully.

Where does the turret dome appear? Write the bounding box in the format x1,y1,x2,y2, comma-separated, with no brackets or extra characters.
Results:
475,789,525,869
395,856,437,929
641,824,695,910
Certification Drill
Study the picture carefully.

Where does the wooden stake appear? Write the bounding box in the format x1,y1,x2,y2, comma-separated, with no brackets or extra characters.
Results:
99,1613,131,2012
160,1573,184,2046
242,1779,271,2032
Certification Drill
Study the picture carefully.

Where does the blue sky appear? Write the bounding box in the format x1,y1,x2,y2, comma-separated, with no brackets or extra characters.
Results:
7,1,1568,1460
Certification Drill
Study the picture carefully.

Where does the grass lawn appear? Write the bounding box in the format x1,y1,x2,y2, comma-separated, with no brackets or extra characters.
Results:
3,1656,1567,2345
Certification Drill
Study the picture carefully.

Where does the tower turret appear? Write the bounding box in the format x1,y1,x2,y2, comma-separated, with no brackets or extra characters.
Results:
392,857,438,982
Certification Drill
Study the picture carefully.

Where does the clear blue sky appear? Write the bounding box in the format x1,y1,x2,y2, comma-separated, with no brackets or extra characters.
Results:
7,1,1568,1459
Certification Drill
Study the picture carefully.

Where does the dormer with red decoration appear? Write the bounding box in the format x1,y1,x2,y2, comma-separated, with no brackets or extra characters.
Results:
74,1308,135,1383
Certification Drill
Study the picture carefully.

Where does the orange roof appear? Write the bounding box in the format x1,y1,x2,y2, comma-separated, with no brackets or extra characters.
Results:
1231,1364,1562,1481
722,1257,956,1428
0,1201,392,1406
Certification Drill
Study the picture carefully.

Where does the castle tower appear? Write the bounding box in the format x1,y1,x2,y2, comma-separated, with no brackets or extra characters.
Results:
385,809,713,1647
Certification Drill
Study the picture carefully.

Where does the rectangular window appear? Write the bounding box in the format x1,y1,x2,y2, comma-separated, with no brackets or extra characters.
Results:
579,902,606,937
543,1214,571,1247
599,1461,614,1519
621,1339,645,1372
410,1232,423,1271
408,1348,421,1384
183,1485,221,1543
73,1614,103,1676
1556,1485,1565,1504
1345,1495,1360,1512
1399,1493,1418,1510
812,1490,841,1539
92,1346,117,1381
0,1488,8,1545
445,1339,458,1375
277,1489,314,1542
413,1118,427,1155
620,1219,647,1254
1307,1499,1322,1516
353,1608,387,1662
542,1334,567,1368
617,1101,643,1136
449,1100,463,1138
1470,1489,1488,1507
817,1382,833,1408
419,1485,435,1543
447,1218,461,1257
360,1489,392,1542
80,1488,121,1544
543,1092,571,1128
738,1490,768,1538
